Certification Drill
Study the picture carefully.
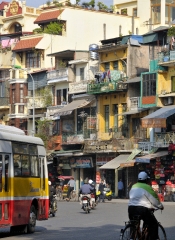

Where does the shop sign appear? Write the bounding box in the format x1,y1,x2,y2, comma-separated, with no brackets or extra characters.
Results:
96,155,115,165
69,157,93,168
141,118,166,128
69,82,87,94
120,162,135,167
87,117,96,130
135,158,150,163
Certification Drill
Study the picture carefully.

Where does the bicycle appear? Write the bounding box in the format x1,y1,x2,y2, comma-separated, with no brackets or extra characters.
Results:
120,209,167,240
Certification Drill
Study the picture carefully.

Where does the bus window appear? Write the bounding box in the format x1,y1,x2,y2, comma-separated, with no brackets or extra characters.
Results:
29,145,38,155
5,155,9,192
12,143,28,154
14,154,21,176
31,156,39,177
0,155,2,192
21,155,30,176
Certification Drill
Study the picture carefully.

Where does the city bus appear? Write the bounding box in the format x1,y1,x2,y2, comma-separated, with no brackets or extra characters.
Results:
0,124,49,233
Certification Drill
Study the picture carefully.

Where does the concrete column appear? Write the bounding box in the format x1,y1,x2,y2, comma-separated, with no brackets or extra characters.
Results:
115,168,118,197
161,0,165,26
149,127,155,143
80,168,84,187
74,169,80,193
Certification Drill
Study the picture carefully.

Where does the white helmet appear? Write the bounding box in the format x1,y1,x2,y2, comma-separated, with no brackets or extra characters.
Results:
88,179,93,184
48,181,51,185
138,172,150,181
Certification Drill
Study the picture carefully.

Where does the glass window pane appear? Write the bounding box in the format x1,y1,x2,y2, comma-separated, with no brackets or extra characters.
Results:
14,154,21,176
104,105,109,132
31,156,39,177
151,6,161,24
21,155,30,176
5,155,9,192
29,145,38,155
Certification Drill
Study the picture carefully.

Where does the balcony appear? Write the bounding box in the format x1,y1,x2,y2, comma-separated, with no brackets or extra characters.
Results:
69,81,88,94
129,97,141,111
62,130,97,144
47,69,68,84
11,69,26,79
0,97,9,109
158,50,175,67
87,81,127,94
27,96,45,109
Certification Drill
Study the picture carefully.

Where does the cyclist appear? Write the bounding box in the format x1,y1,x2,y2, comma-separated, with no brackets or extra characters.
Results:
128,171,164,240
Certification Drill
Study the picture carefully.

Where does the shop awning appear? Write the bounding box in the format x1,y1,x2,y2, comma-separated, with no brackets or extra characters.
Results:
141,105,175,128
99,154,130,169
120,149,142,168
135,151,168,163
53,98,94,117
126,77,140,83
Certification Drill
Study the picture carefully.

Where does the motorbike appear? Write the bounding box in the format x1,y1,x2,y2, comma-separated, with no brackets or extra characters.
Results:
96,187,113,202
91,193,97,209
81,195,91,214
49,194,57,217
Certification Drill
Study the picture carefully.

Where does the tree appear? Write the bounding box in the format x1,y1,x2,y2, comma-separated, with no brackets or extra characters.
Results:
97,1,108,11
39,86,52,107
33,27,44,34
35,119,56,150
89,0,95,8
46,0,51,6
43,22,63,35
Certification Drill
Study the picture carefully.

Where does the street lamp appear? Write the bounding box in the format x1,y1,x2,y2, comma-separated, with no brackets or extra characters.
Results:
11,65,35,136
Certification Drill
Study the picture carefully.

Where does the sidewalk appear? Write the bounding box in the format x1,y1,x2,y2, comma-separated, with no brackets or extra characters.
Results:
105,198,175,205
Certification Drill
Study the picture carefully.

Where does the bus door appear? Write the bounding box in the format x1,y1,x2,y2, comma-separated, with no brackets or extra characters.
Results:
38,156,47,219
0,154,11,226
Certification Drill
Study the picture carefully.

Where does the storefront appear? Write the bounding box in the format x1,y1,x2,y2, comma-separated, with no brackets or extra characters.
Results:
135,150,175,202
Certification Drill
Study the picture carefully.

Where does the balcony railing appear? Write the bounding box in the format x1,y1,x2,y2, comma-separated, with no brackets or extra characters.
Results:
62,130,97,144
0,97,9,106
158,50,175,64
87,81,127,94
47,69,68,81
27,96,45,109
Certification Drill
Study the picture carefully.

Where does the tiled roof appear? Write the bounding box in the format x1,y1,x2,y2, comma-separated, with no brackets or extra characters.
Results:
34,10,63,24
0,2,8,10
12,37,43,51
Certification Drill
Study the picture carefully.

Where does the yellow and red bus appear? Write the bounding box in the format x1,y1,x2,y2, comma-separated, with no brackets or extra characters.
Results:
0,124,49,233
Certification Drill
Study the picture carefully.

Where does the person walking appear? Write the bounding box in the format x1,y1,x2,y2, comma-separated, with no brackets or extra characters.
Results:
65,176,75,201
118,179,124,198
98,179,106,202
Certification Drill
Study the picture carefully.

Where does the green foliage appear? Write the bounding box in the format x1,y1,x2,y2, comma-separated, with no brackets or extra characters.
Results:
89,0,95,7
33,28,43,34
82,2,89,8
76,0,81,5
46,0,51,6
167,26,175,37
39,86,52,107
97,1,108,10
35,119,52,148
53,0,58,3
43,22,63,35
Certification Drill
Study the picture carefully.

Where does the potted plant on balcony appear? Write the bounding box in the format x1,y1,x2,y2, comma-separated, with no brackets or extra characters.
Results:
167,26,175,50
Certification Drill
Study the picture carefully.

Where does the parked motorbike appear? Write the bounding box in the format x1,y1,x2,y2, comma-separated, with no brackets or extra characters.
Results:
49,194,57,217
96,187,113,201
81,195,91,214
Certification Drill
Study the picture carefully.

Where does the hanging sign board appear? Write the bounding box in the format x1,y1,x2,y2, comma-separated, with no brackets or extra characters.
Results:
141,118,166,128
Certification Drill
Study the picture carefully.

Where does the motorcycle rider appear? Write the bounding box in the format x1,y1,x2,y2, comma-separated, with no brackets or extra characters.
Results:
128,171,164,240
49,180,56,206
79,179,94,208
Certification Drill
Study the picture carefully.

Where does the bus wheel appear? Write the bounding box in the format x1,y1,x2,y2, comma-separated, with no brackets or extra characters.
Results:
27,205,36,233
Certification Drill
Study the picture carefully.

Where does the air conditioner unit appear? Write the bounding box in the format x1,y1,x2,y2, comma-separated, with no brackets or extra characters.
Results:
163,97,173,106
